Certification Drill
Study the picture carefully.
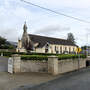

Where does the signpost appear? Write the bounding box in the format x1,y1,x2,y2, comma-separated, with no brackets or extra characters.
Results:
76,48,82,53
76,48,82,70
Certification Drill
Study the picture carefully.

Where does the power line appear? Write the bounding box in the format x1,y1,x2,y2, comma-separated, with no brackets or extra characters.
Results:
21,0,90,24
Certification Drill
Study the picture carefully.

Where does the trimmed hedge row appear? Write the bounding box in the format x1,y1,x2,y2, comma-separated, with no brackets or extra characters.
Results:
21,55,48,61
0,51,60,57
0,51,86,61
0,52,21,57
58,54,86,60
21,54,86,61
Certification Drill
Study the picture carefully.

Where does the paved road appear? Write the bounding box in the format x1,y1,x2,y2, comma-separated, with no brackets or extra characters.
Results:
0,72,58,90
16,68,90,90
0,56,8,72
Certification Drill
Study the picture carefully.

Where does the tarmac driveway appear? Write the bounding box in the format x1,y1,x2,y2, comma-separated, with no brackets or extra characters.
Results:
0,56,8,72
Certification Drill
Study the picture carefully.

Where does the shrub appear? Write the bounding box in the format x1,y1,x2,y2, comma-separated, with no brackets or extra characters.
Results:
0,51,61,57
58,54,86,60
0,51,86,61
21,54,86,61
0,51,26,57
21,55,48,61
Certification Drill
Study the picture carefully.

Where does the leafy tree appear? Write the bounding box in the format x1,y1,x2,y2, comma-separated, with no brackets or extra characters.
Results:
67,33,75,44
81,46,90,50
0,36,6,48
81,46,87,50
0,36,15,49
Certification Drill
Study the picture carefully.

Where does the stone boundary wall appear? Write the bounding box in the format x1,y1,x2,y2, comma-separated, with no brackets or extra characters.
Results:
0,49,16,52
21,60,48,73
8,54,86,75
58,59,86,74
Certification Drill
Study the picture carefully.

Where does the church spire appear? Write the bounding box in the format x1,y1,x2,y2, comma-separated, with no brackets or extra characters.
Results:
23,21,27,33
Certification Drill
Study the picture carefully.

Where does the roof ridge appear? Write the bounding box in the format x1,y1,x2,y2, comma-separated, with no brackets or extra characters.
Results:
28,34,68,41
28,34,77,48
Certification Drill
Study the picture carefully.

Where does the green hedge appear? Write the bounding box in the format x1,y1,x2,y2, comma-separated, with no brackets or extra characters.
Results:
21,55,48,61
58,54,86,60
0,51,60,57
21,54,86,61
0,52,21,57
0,51,86,61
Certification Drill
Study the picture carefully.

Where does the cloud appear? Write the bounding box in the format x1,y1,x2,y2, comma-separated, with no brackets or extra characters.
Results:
25,0,90,9
34,25,70,36
0,0,90,46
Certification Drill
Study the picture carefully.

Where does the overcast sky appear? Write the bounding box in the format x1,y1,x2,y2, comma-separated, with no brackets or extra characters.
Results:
0,0,90,46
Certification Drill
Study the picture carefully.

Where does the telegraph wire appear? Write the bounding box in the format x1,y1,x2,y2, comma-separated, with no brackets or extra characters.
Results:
21,0,90,24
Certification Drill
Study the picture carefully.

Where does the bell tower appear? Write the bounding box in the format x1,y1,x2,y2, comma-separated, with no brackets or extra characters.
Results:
17,22,34,52
21,21,34,50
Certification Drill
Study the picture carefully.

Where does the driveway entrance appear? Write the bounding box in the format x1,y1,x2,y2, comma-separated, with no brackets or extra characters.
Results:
0,56,8,72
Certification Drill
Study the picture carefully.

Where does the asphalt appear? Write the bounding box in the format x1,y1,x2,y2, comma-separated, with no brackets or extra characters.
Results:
15,67,90,90
0,56,8,72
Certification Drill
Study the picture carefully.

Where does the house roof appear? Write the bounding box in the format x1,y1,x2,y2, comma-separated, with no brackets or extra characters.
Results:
28,34,77,48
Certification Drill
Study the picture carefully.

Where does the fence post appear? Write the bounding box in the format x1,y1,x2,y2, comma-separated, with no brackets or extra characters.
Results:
48,56,58,75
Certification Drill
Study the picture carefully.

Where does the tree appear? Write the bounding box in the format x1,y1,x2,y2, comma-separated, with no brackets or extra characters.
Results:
0,36,15,49
81,46,87,50
67,33,75,44
0,36,6,48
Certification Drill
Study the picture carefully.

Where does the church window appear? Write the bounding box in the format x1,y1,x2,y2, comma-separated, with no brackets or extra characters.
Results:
45,42,49,53
69,47,71,53
55,46,57,51
65,47,67,51
73,48,74,51
60,47,62,54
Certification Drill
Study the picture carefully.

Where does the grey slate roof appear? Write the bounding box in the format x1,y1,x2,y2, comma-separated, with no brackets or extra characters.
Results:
28,34,77,48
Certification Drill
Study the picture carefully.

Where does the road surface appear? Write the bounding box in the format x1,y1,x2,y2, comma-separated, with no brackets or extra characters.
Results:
16,68,90,90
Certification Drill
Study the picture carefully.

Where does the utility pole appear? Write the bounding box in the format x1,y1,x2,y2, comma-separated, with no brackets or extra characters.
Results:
86,33,88,57
78,52,80,70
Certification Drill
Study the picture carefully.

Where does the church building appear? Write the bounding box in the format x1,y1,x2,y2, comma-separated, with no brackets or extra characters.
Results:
16,22,77,54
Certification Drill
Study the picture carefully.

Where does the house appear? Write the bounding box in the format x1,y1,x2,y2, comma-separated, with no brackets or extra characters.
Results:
16,22,77,54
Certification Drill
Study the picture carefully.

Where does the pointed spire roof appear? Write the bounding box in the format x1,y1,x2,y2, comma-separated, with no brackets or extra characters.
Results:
23,21,27,33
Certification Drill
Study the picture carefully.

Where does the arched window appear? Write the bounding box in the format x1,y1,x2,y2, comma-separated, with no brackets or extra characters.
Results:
69,47,71,53
45,42,49,53
55,46,57,51
60,47,62,53
65,47,67,51
73,48,74,51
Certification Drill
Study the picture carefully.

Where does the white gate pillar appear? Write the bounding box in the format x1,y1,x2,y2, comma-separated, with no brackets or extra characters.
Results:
48,56,58,75
8,57,13,73
8,54,21,73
